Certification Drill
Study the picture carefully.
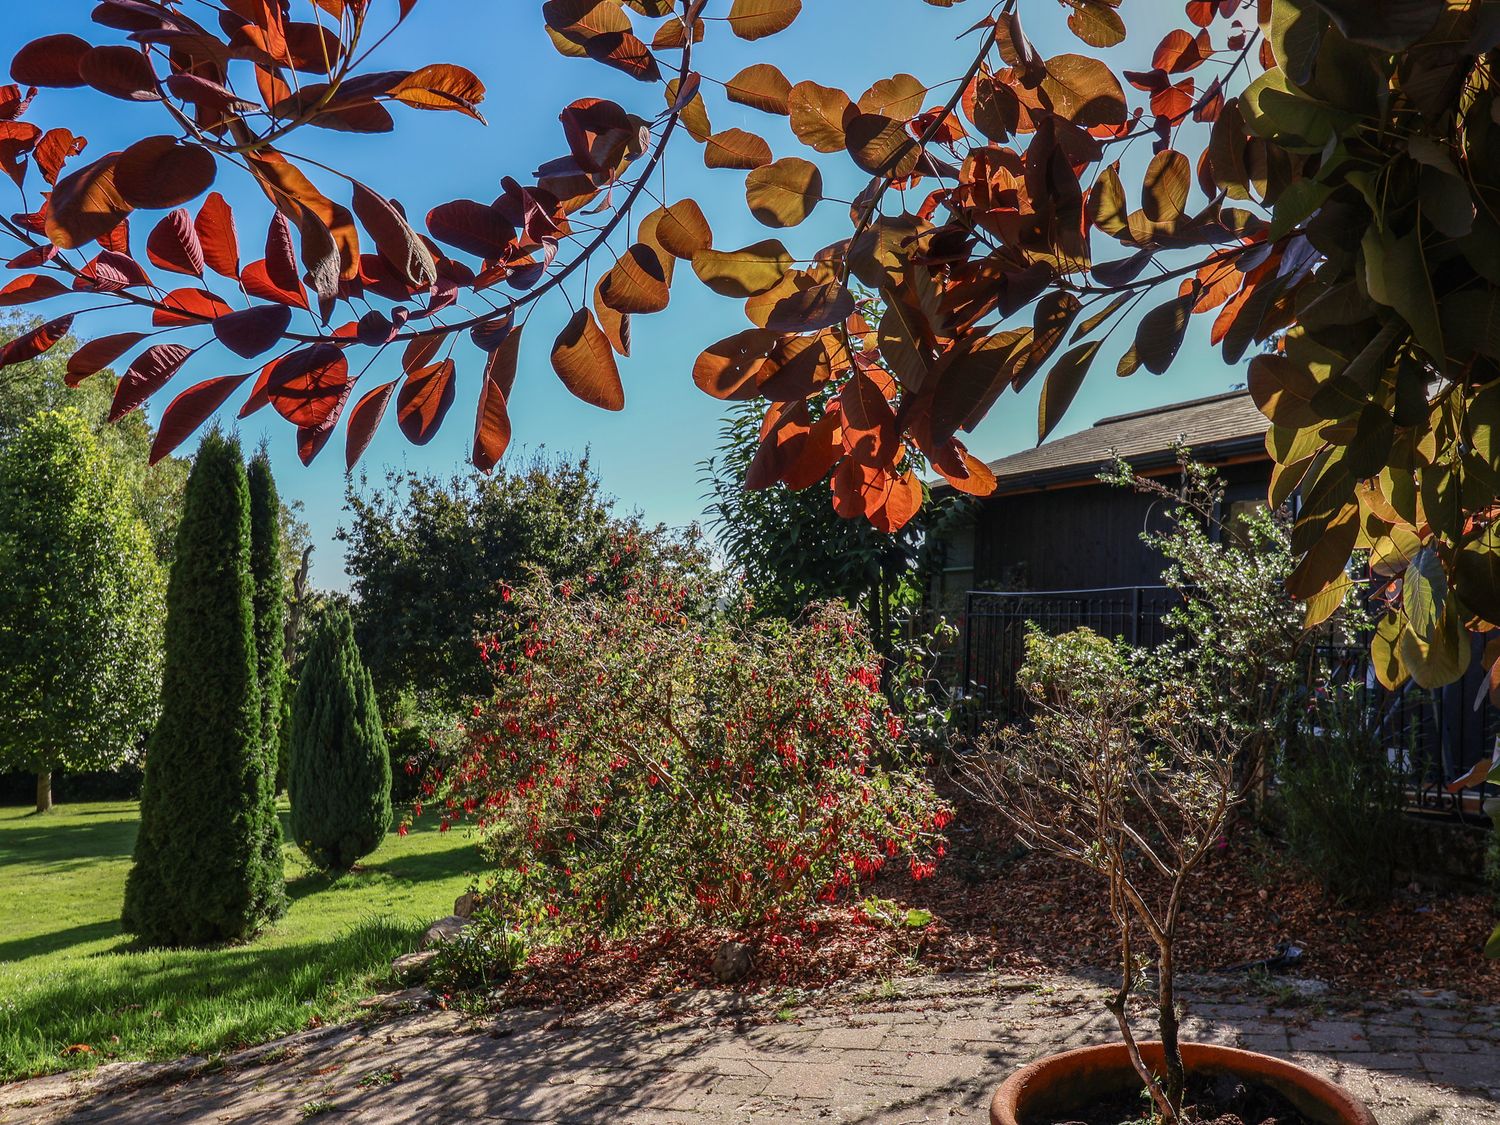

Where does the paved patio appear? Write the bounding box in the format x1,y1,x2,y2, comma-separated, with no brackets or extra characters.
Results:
2,972,1497,1123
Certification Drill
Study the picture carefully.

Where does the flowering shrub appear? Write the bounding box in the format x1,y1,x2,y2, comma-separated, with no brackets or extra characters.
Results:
422,573,949,930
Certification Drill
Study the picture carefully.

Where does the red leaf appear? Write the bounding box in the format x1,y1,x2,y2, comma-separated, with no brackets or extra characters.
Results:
296,379,355,466
44,152,132,249
75,249,152,291
150,374,252,464
0,84,35,122
153,287,233,326
473,329,521,472
66,331,147,386
425,198,515,260
115,135,215,209
242,259,308,309
0,273,69,306
264,210,299,293
214,304,293,358
10,35,91,89
239,358,276,418
195,192,240,279
96,217,129,253
266,343,349,427
0,121,40,188
831,458,894,521
868,469,922,533
396,358,456,445
749,401,814,489
297,419,339,465
345,379,397,469
146,208,205,276
34,128,86,185
352,181,436,290
0,314,72,370
79,45,160,101
110,342,193,420
838,370,899,467
1152,28,1211,74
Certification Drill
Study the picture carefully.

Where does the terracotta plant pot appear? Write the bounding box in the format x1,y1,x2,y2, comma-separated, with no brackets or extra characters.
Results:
991,1042,1377,1125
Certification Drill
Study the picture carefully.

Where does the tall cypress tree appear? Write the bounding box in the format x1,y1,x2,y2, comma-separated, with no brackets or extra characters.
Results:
123,431,285,946
289,607,391,872
247,448,288,791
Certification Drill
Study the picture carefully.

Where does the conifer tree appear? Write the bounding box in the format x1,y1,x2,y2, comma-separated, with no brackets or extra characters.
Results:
289,607,391,873
247,448,288,791
123,431,285,946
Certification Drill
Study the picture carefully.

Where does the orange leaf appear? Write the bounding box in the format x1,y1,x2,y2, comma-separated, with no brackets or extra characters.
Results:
551,308,624,410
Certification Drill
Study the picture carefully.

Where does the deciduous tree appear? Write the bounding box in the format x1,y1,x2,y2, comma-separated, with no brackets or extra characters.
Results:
340,456,715,710
0,409,163,812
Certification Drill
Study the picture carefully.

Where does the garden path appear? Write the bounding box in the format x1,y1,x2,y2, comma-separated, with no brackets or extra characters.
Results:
2,971,1496,1124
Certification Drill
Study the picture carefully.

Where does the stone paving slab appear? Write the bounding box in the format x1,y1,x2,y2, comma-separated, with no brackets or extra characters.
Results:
2,972,1497,1124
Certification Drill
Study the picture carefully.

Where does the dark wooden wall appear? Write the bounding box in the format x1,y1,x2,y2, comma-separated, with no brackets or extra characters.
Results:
970,461,1272,592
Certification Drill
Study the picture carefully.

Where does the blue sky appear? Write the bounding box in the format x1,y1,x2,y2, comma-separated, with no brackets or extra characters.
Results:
5,1,1226,588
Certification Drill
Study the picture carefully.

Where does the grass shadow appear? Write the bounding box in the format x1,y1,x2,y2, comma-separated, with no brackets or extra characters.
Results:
0,817,137,868
0,920,123,964
0,917,422,1081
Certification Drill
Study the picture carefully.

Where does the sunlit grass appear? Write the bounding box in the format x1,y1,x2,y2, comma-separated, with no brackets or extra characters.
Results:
0,799,482,1080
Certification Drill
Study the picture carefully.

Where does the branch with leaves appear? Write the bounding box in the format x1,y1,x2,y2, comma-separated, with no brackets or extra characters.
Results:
1,0,1497,693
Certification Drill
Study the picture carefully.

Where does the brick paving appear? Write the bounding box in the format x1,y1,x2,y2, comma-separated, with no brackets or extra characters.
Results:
2,972,1497,1124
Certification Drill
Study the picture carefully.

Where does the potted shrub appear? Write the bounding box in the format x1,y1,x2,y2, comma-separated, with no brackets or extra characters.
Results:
966,628,1375,1125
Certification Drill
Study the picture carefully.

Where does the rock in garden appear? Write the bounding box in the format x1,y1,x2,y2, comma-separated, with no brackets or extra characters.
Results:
357,988,433,1012
391,949,439,981
712,940,753,984
453,891,481,919
418,915,468,950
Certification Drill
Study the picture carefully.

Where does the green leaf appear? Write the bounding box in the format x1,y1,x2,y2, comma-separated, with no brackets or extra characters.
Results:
1402,546,1446,641
1361,224,1445,372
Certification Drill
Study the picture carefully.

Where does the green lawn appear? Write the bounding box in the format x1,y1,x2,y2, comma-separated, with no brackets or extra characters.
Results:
0,799,483,1081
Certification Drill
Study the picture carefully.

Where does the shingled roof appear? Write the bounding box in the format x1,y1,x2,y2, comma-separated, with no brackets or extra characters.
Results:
968,390,1270,496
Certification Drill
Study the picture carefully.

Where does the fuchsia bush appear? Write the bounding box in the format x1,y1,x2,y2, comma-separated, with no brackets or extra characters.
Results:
419,567,949,930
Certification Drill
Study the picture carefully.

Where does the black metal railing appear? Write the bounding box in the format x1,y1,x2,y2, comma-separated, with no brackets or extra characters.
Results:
958,585,1181,727
952,585,1499,822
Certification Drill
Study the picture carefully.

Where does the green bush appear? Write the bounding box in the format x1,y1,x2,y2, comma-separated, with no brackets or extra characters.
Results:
427,912,527,993
122,431,285,946
1278,687,1410,905
288,607,391,872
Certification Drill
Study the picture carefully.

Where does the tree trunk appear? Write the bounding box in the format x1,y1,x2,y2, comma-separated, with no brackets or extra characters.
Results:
35,768,53,814
1158,940,1185,1113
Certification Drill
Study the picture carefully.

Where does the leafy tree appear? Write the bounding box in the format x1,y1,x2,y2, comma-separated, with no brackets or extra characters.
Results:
701,397,940,644
0,409,164,812
287,606,390,873
0,315,187,564
123,431,284,946
340,455,715,710
3,0,1496,697
248,448,289,792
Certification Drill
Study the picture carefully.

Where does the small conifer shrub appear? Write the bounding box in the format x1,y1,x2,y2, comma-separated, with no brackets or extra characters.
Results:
289,607,391,872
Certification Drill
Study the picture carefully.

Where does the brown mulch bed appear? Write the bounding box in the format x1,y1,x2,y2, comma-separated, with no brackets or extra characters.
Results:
480,797,1500,1011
